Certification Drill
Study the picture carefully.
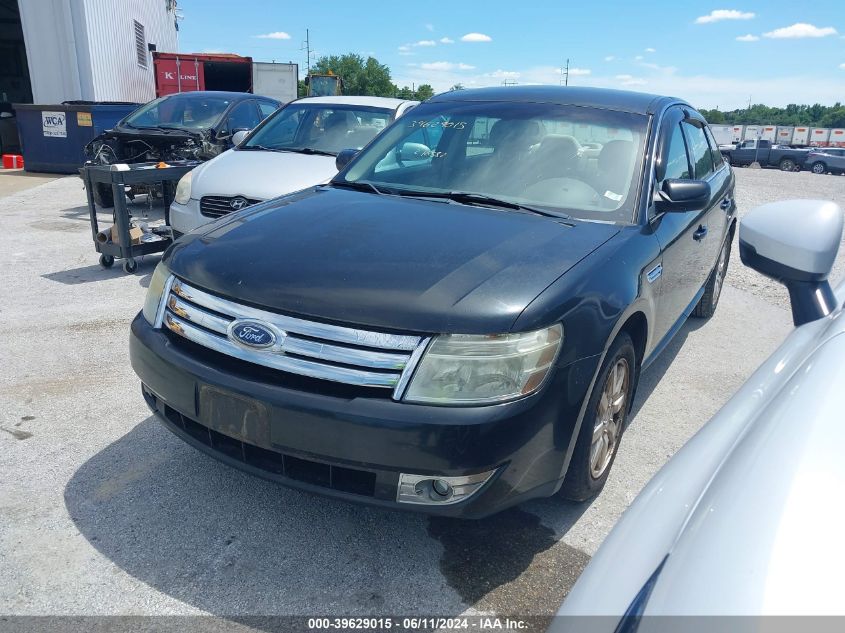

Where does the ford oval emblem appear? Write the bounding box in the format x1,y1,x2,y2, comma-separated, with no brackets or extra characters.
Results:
229,320,277,349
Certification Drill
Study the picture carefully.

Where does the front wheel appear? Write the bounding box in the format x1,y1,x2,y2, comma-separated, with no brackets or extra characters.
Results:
560,332,636,501
811,162,827,175
692,233,732,319
92,183,114,208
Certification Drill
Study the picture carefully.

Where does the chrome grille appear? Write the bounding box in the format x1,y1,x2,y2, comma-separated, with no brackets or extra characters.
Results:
200,195,261,218
159,278,429,398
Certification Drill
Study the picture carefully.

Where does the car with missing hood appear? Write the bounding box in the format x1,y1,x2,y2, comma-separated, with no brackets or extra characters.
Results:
84,90,280,207
131,86,736,518
168,96,418,236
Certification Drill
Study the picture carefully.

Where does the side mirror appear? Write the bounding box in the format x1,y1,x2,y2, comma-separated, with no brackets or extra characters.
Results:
399,142,431,163
335,148,358,171
232,129,250,146
654,179,710,213
740,199,843,326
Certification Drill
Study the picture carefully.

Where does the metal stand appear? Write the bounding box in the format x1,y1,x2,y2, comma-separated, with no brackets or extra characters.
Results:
81,161,197,273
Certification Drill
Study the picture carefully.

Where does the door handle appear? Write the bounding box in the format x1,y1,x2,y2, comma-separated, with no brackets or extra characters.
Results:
693,225,708,241
720,198,731,211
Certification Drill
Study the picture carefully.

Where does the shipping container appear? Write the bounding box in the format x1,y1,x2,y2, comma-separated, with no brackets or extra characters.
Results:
732,125,744,143
809,128,831,147
829,129,845,148
152,53,297,103
791,127,810,146
760,126,777,143
743,125,761,141
775,126,794,145
709,124,735,145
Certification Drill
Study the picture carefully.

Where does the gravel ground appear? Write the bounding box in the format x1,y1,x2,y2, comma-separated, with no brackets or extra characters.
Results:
727,168,845,308
0,168,840,629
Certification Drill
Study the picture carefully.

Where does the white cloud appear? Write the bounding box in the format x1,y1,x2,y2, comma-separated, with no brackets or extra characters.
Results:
461,32,492,42
420,61,476,71
615,74,633,80
425,23,434,32
604,55,615,61
840,63,845,70
439,37,454,44
695,9,755,24
621,78,647,87
763,23,838,39
736,34,759,42
487,69,521,79
254,31,291,39
645,47,656,53
634,55,644,60
568,67,591,76
398,45,411,52
415,40,437,47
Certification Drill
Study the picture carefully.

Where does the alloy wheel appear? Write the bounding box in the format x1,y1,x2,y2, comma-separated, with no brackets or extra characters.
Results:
590,358,629,479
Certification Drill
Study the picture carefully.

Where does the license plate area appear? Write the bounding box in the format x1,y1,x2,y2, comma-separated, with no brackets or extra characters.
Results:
198,385,271,448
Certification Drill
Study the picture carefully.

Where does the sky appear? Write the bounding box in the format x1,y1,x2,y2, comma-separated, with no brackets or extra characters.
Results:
176,1,845,110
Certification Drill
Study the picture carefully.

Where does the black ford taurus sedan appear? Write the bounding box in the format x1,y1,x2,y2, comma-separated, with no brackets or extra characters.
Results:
131,86,736,518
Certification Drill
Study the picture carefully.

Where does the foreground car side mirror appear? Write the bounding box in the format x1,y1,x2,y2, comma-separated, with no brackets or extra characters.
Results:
654,179,710,213
232,129,250,146
740,199,843,326
335,148,358,171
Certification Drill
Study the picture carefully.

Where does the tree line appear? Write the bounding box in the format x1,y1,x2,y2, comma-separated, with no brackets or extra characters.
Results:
297,53,435,101
699,103,845,129
298,52,845,129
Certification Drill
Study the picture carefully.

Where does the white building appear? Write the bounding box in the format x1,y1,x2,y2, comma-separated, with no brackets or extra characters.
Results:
8,0,179,104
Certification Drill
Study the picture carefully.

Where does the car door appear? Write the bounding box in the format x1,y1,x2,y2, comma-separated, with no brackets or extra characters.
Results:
219,100,261,141
650,107,713,343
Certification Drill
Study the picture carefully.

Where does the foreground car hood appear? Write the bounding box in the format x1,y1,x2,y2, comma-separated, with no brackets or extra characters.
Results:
167,187,618,333
192,150,338,200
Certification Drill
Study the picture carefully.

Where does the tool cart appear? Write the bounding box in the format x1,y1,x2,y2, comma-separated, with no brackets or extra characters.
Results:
81,161,197,273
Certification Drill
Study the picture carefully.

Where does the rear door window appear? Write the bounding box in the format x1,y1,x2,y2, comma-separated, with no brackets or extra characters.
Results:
682,122,715,179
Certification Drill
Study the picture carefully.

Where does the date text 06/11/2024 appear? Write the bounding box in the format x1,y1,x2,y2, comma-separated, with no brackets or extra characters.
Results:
306,617,529,630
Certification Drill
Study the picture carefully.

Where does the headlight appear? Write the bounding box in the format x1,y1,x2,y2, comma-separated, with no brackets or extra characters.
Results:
404,324,563,405
142,262,171,325
173,170,193,205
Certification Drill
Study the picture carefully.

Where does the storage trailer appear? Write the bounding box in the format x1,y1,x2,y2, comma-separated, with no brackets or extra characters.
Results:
775,127,793,145
709,124,735,146
792,127,810,146
809,128,831,147
153,53,297,104
760,126,777,143
732,126,744,143
743,125,761,141
829,129,845,148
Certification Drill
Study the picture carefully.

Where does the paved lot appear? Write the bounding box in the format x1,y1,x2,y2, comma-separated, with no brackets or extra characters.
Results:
0,169,843,627
0,169,61,197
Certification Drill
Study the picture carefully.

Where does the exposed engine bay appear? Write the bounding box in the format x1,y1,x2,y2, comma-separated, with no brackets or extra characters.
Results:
84,128,223,165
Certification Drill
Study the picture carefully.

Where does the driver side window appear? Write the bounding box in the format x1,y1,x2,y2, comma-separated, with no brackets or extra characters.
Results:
661,123,692,181
222,101,260,136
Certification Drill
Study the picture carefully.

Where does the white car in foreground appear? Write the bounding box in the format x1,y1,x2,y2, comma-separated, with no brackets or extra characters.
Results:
169,96,417,235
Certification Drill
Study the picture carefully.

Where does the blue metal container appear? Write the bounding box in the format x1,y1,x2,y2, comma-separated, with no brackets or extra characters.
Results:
13,102,139,174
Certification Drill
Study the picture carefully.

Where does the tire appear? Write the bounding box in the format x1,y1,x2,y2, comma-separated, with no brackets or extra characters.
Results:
99,254,114,268
811,162,827,175
779,158,796,172
692,232,732,319
723,154,732,166
560,332,637,501
92,183,114,208
122,258,138,274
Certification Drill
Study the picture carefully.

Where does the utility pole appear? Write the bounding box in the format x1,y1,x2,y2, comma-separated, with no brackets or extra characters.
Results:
561,59,570,86
302,29,312,76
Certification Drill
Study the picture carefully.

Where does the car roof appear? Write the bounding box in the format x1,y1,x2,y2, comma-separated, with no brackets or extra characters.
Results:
161,91,278,102
428,85,686,115
294,96,417,109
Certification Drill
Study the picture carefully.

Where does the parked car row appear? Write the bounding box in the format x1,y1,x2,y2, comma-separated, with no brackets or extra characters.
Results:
721,138,845,174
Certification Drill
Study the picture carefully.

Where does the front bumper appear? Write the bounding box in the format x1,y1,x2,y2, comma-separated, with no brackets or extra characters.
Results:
130,313,598,518
169,198,204,235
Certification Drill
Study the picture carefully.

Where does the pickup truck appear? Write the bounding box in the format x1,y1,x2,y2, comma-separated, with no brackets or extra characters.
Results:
721,139,809,171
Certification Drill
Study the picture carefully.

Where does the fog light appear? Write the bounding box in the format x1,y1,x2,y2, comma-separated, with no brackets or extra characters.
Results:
397,469,497,505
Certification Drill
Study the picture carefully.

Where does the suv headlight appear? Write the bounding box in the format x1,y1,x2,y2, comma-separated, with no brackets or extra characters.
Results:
404,324,563,405
173,170,193,205
142,262,171,325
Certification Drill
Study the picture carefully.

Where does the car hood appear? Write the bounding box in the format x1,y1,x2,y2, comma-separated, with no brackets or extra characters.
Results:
167,187,619,334
191,149,338,200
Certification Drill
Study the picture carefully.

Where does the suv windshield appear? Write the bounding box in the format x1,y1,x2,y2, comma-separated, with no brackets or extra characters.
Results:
122,95,232,130
336,101,648,222
243,104,393,155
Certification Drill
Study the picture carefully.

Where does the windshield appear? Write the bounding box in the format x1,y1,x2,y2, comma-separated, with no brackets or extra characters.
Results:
243,104,394,155
337,101,648,222
122,95,232,130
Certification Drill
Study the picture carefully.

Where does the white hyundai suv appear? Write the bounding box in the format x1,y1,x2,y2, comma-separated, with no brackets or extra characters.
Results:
169,96,418,235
